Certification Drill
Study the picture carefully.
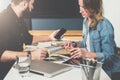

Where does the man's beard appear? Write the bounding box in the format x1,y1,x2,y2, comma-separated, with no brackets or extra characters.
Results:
22,7,31,18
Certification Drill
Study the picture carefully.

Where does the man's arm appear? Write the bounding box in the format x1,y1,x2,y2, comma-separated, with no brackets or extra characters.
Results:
0,50,28,62
31,30,60,44
32,36,52,44
0,48,48,62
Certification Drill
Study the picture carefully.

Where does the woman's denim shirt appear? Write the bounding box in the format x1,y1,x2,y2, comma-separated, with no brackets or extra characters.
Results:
78,17,117,76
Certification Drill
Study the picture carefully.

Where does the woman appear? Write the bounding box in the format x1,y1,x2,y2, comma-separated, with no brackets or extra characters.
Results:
63,0,117,77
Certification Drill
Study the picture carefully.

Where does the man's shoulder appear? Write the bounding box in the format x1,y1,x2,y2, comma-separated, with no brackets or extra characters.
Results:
0,9,10,21
0,6,16,20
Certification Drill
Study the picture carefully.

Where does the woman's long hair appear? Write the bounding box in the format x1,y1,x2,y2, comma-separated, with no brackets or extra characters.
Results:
83,0,103,29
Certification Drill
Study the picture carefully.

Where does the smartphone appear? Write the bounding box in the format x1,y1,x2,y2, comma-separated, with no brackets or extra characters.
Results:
54,28,67,40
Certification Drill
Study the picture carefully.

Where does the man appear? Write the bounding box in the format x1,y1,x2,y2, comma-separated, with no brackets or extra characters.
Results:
0,0,59,79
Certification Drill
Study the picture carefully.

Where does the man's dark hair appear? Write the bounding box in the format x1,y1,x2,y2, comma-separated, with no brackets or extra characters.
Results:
11,0,30,5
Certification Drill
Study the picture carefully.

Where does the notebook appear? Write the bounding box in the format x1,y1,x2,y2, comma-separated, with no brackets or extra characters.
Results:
30,60,72,77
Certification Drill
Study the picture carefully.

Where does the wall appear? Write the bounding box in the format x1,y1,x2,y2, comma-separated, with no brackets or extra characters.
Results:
0,0,11,12
103,0,120,47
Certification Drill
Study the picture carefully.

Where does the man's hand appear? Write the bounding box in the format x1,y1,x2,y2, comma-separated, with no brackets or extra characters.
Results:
31,48,47,60
49,30,60,41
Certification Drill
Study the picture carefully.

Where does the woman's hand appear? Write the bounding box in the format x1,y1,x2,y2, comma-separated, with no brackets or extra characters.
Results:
70,48,97,59
70,48,83,59
58,40,73,49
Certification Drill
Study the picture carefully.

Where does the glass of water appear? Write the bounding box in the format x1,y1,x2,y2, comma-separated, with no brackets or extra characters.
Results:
16,54,31,77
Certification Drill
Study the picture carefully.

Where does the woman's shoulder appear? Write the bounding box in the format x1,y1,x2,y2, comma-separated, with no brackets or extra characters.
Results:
97,17,114,33
98,17,113,28
101,17,113,26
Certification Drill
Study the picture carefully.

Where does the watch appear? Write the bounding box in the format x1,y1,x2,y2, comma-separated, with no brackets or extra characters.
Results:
27,51,31,57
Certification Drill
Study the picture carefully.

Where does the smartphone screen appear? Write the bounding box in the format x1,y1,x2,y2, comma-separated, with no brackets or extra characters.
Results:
54,28,67,40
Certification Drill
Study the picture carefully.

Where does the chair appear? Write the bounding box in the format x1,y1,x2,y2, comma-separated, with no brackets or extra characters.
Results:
111,72,120,80
111,47,120,80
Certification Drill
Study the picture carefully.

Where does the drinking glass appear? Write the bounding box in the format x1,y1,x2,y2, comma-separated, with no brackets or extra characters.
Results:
15,54,31,78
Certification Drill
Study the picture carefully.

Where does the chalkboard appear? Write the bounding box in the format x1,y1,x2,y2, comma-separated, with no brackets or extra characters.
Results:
31,0,82,18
